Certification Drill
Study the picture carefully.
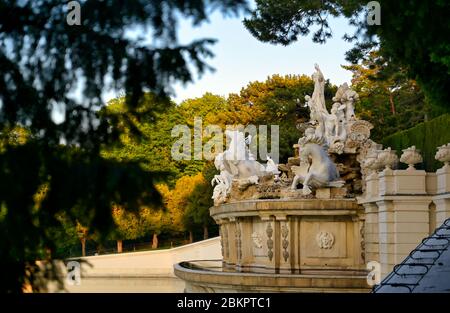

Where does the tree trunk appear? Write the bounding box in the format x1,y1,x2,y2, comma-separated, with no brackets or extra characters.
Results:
80,238,86,257
389,92,396,115
189,231,194,243
203,226,209,240
117,239,123,253
152,233,158,249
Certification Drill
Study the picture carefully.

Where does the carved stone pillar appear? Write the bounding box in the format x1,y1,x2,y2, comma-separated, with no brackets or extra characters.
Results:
378,168,395,196
434,165,450,225
377,196,431,278
362,202,379,264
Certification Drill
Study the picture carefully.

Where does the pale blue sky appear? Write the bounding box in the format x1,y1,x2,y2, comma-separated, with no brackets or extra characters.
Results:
52,5,358,123
171,10,357,103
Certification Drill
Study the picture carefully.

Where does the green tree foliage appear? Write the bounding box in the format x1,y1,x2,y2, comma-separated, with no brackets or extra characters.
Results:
44,215,79,258
0,126,30,150
111,206,146,247
184,163,217,240
167,174,206,237
102,92,231,184
101,94,184,186
244,0,450,110
176,93,229,175
155,183,181,237
179,93,229,126
34,185,80,258
101,93,228,247
0,0,248,293
342,51,437,141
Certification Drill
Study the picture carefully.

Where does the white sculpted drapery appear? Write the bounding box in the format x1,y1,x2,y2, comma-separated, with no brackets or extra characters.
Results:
311,63,327,114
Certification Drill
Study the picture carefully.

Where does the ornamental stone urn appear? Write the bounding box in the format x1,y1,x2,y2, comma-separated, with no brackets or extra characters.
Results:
435,143,450,168
400,146,423,170
364,149,384,174
377,147,398,170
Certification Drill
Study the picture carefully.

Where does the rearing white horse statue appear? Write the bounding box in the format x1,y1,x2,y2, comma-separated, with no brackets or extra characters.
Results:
221,130,265,179
211,130,280,204
291,140,344,195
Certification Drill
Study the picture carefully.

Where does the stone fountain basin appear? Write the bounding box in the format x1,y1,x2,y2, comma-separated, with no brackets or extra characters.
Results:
211,198,365,272
210,198,360,219
175,198,370,292
174,260,369,293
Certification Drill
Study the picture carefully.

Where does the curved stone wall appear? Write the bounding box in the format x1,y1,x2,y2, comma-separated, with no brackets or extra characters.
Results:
211,199,366,275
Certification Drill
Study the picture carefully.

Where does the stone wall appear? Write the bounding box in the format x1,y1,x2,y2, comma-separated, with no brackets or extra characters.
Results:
358,162,450,277
42,237,221,292
211,199,366,275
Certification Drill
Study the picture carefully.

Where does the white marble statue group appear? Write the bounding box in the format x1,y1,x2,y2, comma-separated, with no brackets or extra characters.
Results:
211,130,280,205
290,64,369,194
211,64,363,203
305,64,359,154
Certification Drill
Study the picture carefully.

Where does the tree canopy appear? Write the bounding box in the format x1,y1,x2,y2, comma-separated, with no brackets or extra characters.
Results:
342,51,441,141
244,0,450,110
0,0,248,293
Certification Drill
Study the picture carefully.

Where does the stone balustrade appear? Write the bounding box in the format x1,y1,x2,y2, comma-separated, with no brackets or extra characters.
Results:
358,144,450,277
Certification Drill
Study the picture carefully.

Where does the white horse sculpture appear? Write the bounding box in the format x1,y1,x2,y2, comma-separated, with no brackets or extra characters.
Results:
211,130,269,205
291,141,344,195
221,130,265,179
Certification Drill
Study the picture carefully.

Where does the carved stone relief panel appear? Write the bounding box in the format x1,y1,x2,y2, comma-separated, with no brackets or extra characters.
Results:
300,219,353,267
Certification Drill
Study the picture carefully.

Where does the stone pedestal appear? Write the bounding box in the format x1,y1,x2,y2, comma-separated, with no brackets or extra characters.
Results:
315,187,347,199
376,197,431,277
358,167,436,278
434,196,450,225
365,173,379,199
378,168,395,196
436,165,450,194
393,169,427,195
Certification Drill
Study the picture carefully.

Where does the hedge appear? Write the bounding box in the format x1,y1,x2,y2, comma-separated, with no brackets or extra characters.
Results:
382,114,450,172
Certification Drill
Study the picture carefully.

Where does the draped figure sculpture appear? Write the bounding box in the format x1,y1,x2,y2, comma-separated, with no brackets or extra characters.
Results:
303,65,361,154
311,63,328,115
291,64,348,193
